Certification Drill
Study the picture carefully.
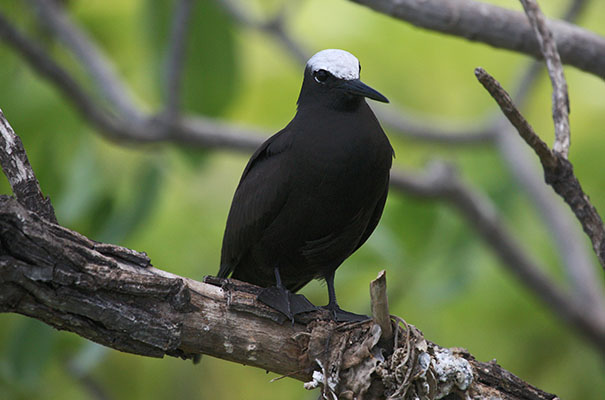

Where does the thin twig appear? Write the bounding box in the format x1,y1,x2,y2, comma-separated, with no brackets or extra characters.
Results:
475,67,605,273
475,68,556,168
520,0,571,157
491,0,604,319
218,0,308,63
163,0,194,118
0,109,57,223
375,106,495,145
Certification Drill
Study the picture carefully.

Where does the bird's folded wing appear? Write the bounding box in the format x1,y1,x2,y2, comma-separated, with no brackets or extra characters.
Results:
218,129,293,278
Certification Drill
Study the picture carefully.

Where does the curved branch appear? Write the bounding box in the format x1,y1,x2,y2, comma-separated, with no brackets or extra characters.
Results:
27,0,143,121
391,162,605,350
350,0,605,79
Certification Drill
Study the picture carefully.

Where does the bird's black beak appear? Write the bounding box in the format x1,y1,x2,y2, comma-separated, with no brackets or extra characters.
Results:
340,79,389,103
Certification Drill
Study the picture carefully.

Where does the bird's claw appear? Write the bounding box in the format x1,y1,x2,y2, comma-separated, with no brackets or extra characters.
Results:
257,286,318,324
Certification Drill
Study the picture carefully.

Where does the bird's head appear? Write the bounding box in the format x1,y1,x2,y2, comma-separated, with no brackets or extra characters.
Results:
298,49,388,110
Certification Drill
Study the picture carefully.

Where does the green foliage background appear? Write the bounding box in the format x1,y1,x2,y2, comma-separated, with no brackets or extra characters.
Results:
1,0,604,399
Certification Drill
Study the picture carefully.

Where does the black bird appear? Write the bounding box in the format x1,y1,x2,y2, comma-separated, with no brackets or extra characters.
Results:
218,49,393,321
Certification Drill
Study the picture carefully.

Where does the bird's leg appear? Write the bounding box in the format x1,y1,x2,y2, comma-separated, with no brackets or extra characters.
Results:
323,270,370,322
257,266,317,324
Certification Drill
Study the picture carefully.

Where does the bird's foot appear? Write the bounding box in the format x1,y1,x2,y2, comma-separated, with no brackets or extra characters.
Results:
322,304,370,323
257,286,318,324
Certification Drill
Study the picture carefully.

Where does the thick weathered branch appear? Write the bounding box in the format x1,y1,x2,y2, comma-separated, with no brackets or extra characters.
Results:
0,195,558,399
350,0,605,79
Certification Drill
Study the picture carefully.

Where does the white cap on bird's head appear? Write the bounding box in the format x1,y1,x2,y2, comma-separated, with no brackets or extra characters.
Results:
302,49,388,104
306,49,360,81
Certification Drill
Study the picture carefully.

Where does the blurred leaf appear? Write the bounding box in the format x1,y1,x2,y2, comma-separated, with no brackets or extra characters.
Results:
67,342,107,378
54,137,105,225
2,319,56,394
143,0,239,116
382,195,439,258
176,146,210,169
96,160,162,243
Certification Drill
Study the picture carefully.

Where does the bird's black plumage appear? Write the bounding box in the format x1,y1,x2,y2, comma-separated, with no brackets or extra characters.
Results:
218,49,393,320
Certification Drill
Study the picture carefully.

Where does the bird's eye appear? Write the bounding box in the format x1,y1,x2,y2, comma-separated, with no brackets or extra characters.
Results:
314,69,329,83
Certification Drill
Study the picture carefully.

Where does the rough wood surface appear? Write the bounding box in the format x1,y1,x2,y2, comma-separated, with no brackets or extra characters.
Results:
0,195,558,399
0,109,56,223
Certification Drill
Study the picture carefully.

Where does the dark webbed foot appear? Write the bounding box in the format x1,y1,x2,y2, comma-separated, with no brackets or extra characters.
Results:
257,286,317,323
323,304,370,322
257,267,317,323
323,269,370,322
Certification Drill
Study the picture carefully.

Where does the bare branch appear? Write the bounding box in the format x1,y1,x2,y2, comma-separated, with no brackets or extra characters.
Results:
491,0,604,318
163,0,194,118
0,110,56,223
520,0,571,157
475,67,605,273
349,0,605,79
27,0,143,121
391,162,605,350
0,13,265,150
218,0,308,63
0,195,561,399
0,12,126,136
376,106,496,145
475,68,556,168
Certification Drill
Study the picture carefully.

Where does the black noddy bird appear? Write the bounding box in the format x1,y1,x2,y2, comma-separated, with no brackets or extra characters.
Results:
217,49,393,322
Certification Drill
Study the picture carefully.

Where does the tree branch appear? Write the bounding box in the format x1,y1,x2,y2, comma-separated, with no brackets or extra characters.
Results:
520,0,571,157
27,0,144,121
475,67,605,273
0,109,56,223
350,0,605,79
375,106,496,145
0,12,265,150
391,162,605,352
0,195,559,399
487,0,604,314
217,0,309,64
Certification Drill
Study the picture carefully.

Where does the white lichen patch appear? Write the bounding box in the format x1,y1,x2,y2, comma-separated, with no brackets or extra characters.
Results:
432,348,473,399
0,113,35,183
223,341,233,354
246,343,257,361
